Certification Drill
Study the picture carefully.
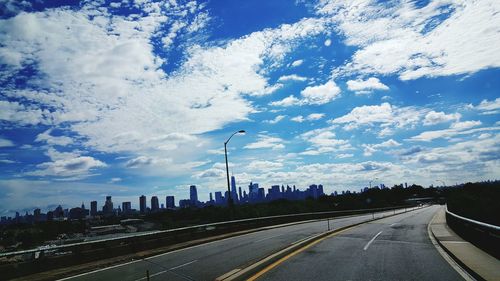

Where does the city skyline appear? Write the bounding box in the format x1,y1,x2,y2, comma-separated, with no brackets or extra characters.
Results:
1,0,499,217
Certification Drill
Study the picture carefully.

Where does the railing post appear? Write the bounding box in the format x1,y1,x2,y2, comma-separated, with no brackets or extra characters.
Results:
327,218,330,231
146,270,150,281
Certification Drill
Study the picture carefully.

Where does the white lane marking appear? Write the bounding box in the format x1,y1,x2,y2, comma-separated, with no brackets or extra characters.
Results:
134,259,198,281
58,207,414,280
390,223,398,227
363,231,383,251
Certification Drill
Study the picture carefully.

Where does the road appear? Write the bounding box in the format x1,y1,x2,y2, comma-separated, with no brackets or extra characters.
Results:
60,208,414,281
254,205,463,281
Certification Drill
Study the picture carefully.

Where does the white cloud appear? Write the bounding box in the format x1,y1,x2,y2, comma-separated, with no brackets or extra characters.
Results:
363,139,402,156
450,120,482,130
319,0,500,80
0,2,328,174
35,129,73,146
474,98,500,115
300,128,352,155
291,113,325,123
247,160,283,171
264,115,286,124
269,95,301,107
330,102,425,136
0,137,14,147
25,155,106,178
300,80,341,105
423,111,461,125
410,121,495,142
324,39,332,46
291,59,304,67
109,177,122,183
346,77,389,95
291,115,305,122
277,74,307,82
244,134,285,150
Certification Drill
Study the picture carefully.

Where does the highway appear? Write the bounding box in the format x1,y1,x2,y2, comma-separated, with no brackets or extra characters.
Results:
60,208,412,281
253,205,463,281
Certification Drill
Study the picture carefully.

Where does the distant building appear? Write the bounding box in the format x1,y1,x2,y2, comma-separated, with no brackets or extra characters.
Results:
179,199,191,208
190,185,198,206
166,196,175,209
103,196,114,214
139,195,147,214
122,202,131,213
215,191,223,205
90,201,97,216
231,176,238,202
151,196,159,211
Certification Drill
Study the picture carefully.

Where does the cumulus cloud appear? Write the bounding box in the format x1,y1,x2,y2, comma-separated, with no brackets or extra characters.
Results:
423,111,461,125
300,80,341,105
324,39,332,46
410,120,495,142
346,77,388,95
363,139,402,156
269,95,301,107
329,102,425,136
25,155,106,179
290,59,304,67
291,113,325,123
269,80,340,107
263,115,286,124
319,0,500,80
35,129,73,146
474,98,500,115
277,74,307,82
244,134,285,150
0,1,327,163
300,128,352,155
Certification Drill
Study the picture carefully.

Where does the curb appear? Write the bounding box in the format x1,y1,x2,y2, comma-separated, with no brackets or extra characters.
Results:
427,209,480,281
219,205,426,281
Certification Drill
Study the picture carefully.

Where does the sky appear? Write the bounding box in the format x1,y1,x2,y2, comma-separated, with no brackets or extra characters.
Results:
0,0,499,216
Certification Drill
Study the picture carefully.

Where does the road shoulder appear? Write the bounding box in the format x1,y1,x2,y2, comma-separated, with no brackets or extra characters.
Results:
429,207,500,281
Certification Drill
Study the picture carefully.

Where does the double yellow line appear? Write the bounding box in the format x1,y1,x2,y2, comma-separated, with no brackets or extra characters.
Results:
247,225,358,281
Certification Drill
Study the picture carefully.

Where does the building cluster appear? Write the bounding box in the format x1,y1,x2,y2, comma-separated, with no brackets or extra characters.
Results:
0,175,335,225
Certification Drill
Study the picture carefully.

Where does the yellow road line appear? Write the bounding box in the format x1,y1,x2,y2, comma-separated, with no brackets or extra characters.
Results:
246,225,358,281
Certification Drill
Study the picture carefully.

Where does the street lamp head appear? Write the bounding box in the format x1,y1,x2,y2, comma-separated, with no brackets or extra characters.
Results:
238,130,246,133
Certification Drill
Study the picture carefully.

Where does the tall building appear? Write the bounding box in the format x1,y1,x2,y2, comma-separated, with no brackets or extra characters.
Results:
215,191,223,205
90,201,97,216
122,202,131,213
166,196,175,209
139,195,147,214
230,176,238,202
151,196,159,211
103,196,113,214
190,185,198,206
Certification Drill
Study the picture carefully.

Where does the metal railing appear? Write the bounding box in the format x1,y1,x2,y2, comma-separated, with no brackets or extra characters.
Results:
0,205,415,259
445,207,500,259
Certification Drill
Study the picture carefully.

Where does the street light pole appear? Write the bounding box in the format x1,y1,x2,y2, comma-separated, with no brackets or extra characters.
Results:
224,130,245,208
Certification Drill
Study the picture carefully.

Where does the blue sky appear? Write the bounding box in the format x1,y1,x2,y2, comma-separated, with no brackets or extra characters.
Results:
0,0,499,216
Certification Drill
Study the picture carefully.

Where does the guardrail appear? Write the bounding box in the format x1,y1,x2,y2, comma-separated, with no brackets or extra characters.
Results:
0,205,417,279
445,207,500,259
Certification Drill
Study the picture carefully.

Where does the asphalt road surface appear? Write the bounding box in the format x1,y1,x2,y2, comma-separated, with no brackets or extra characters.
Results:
60,208,415,281
255,205,463,281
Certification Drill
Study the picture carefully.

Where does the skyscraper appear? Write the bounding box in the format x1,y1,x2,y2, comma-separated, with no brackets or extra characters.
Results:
103,196,113,214
122,202,131,213
215,191,223,205
231,176,238,202
90,201,97,216
151,196,159,211
139,195,146,214
166,196,175,209
190,185,198,206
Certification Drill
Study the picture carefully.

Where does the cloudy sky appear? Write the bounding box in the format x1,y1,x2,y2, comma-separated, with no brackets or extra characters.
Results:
0,0,499,215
